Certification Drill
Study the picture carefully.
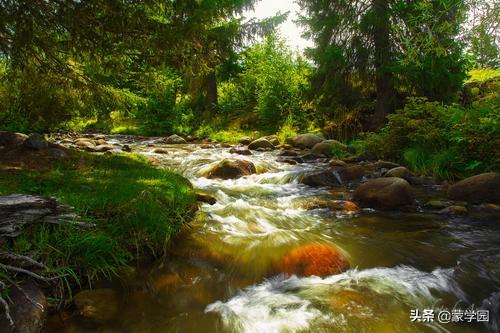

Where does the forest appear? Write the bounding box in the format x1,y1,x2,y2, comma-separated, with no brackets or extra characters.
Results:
0,1,499,333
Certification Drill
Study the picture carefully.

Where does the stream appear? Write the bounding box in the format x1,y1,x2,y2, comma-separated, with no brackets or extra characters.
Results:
44,136,500,333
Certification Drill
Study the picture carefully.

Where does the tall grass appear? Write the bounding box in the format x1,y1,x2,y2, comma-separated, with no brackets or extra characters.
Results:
0,152,196,293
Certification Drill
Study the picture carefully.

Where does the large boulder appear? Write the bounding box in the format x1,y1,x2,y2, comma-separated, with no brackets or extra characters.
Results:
447,172,500,204
248,138,275,150
301,170,341,187
205,159,256,179
0,131,28,148
278,244,350,277
74,288,118,324
311,140,347,157
286,134,324,149
165,134,187,144
353,177,414,210
0,281,47,333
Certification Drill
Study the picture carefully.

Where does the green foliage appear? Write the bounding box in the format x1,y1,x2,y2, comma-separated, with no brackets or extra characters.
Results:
466,68,500,83
0,153,196,287
217,34,313,132
298,0,468,122
363,95,499,178
276,116,299,144
465,0,499,69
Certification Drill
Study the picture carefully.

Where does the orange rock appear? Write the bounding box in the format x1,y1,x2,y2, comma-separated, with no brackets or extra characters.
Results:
278,244,349,277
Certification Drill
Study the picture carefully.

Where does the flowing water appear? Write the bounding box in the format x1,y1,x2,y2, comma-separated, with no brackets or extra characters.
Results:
45,137,500,333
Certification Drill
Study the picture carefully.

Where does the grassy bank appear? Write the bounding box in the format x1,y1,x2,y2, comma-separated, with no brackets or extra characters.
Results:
0,152,196,291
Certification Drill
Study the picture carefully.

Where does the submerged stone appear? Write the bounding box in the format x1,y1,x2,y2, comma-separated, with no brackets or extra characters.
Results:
74,288,118,324
278,244,350,277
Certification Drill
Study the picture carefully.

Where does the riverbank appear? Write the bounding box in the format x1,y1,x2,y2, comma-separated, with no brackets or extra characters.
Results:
0,133,197,331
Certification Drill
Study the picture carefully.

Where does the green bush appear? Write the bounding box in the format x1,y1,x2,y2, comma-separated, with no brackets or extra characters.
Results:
364,96,499,179
217,34,313,133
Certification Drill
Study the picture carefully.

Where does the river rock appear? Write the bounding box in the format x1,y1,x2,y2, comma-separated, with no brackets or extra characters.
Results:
302,199,359,214
23,134,48,150
301,170,341,187
90,144,115,152
205,159,256,179
0,131,28,148
164,134,187,144
122,144,132,152
353,177,414,210
447,173,500,204
153,148,169,154
229,147,252,156
337,165,366,182
0,281,47,333
279,150,299,157
248,138,275,150
329,159,348,168
264,135,280,146
301,153,328,162
74,288,118,324
424,200,449,210
374,160,401,169
48,148,68,158
384,166,412,181
286,134,324,149
238,137,252,145
95,139,107,146
278,244,349,277
439,205,468,216
74,138,95,149
196,192,217,205
279,158,298,165
311,140,347,157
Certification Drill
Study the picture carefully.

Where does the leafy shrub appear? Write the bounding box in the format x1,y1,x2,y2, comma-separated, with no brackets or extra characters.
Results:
365,96,499,178
217,34,313,133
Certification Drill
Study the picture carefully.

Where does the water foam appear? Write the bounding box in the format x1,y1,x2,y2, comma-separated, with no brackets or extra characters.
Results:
206,265,463,332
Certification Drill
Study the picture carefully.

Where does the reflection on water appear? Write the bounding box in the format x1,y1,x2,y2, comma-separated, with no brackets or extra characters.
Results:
45,137,500,333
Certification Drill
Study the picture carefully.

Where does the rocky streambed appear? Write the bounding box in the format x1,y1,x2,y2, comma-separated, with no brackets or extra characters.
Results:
3,132,500,333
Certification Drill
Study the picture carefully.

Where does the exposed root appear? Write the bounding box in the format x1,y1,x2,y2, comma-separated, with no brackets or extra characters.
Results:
0,264,61,283
0,281,14,328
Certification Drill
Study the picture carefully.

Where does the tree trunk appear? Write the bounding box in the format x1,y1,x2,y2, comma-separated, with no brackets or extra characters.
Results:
371,0,395,130
205,71,218,109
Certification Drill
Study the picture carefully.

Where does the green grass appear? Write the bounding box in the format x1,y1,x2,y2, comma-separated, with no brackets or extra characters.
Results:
195,126,263,144
0,152,196,290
